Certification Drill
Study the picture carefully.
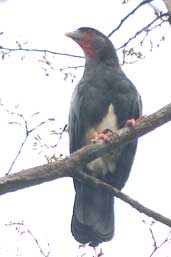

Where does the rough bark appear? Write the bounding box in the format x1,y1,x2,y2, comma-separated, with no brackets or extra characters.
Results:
1,102,171,196
0,102,171,227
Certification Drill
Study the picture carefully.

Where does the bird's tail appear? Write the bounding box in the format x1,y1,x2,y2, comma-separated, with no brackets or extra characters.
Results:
71,181,114,247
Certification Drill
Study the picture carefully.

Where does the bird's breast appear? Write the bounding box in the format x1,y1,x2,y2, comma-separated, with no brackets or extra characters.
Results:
85,104,120,177
85,104,118,143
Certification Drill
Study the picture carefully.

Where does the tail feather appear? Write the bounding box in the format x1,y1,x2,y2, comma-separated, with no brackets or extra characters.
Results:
71,181,114,246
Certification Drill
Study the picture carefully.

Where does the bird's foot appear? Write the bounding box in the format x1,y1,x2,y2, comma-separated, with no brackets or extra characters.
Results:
124,116,145,128
125,118,136,127
91,129,113,143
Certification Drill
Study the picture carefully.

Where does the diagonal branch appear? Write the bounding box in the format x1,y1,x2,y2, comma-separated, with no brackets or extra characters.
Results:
117,13,168,50
0,103,171,226
108,0,154,37
0,102,171,194
75,172,171,228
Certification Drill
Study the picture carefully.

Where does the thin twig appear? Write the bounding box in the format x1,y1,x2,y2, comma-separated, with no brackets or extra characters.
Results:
60,65,84,71
117,13,168,50
53,124,68,148
0,103,171,229
0,46,84,59
149,232,171,257
142,220,171,257
5,113,28,176
4,109,54,175
108,0,154,37
6,221,50,257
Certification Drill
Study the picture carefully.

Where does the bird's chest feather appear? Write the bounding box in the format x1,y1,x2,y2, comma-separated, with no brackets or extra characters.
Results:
79,87,111,127
85,104,121,177
72,76,125,177
85,104,118,142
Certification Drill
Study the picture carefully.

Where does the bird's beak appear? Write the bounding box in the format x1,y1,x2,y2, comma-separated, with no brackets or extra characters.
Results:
65,32,73,38
65,31,80,41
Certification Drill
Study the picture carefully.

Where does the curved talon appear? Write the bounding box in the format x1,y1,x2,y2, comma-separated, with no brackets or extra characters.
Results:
125,118,136,127
137,115,146,121
91,129,111,143
125,115,145,128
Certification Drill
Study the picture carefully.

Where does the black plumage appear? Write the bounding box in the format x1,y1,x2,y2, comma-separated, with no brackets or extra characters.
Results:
66,27,142,247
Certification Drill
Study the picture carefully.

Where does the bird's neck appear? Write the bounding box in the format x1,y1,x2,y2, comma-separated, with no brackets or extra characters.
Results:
84,56,121,74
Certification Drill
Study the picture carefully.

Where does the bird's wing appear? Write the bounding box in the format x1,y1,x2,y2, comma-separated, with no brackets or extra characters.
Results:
69,73,142,245
109,81,142,190
69,86,85,153
69,76,142,184
69,78,112,153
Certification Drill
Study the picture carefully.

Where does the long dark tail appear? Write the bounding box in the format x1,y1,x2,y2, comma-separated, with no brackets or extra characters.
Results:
71,181,114,247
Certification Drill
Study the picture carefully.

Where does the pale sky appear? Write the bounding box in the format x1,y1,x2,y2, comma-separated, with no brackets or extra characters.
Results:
0,0,171,257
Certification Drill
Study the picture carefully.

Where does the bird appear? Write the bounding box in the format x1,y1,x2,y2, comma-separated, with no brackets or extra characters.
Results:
65,27,142,247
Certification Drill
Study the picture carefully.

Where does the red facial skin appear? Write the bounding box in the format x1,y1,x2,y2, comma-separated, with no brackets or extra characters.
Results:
77,30,96,58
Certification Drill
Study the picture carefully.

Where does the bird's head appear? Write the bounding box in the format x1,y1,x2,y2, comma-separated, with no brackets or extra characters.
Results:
65,27,118,63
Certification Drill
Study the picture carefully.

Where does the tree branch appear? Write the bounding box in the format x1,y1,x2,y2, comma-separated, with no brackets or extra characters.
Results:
143,220,171,257
1,102,171,193
108,0,154,37
0,46,84,59
163,0,171,25
75,172,171,228
6,221,50,257
1,107,55,176
0,103,171,226
117,13,168,50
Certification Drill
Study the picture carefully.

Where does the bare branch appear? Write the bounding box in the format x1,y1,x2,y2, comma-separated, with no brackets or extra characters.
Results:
0,9,168,66
117,13,168,50
6,221,50,257
0,102,171,191
2,107,55,176
52,124,68,148
150,231,171,257
60,65,84,71
76,172,171,228
33,124,67,161
108,0,154,37
0,46,84,59
0,103,171,227
143,220,171,257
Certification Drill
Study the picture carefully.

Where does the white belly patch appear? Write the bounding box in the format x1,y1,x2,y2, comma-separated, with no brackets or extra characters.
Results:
85,104,120,177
